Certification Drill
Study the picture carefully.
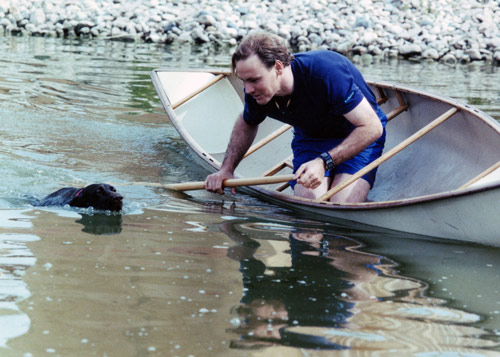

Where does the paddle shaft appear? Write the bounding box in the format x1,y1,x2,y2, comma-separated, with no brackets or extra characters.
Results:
136,174,295,191
317,107,459,202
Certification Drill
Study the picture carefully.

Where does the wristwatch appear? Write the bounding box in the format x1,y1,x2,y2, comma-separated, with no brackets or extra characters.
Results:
319,152,335,171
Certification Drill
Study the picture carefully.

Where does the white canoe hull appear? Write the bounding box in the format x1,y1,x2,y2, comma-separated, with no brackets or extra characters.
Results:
254,182,500,246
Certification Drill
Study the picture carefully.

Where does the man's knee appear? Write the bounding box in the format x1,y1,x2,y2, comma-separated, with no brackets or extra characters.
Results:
328,174,371,203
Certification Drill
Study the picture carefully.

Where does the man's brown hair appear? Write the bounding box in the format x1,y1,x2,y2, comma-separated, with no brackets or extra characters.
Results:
231,32,294,74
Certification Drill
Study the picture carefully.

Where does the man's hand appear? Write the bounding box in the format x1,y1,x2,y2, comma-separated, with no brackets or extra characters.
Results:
205,169,235,195
204,113,258,195
295,158,325,190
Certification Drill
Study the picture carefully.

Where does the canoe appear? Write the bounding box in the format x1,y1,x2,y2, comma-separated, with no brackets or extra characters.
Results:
151,68,500,246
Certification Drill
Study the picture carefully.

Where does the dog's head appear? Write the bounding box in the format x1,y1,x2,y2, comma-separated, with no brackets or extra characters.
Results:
69,184,123,211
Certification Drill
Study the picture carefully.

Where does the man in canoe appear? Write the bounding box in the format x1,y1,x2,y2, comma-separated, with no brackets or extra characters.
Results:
205,32,387,202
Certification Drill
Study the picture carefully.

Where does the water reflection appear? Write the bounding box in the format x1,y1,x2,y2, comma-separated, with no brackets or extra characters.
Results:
225,224,358,350
219,220,498,353
76,214,123,235
0,233,39,348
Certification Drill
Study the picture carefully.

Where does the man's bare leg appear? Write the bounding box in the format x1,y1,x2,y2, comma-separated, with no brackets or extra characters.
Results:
294,173,370,203
328,173,370,203
293,177,332,200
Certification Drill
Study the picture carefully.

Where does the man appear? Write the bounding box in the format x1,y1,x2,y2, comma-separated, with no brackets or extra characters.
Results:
205,32,386,203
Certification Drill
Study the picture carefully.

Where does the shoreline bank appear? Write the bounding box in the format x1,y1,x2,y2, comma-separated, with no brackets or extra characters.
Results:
1,0,499,65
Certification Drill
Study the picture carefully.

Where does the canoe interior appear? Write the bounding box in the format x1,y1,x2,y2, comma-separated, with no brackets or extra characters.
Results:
152,69,500,203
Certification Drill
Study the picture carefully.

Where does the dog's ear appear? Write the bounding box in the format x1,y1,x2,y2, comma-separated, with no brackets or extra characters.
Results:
69,188,88,208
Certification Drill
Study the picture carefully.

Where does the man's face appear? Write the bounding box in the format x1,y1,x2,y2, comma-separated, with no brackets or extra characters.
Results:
235,54,280,105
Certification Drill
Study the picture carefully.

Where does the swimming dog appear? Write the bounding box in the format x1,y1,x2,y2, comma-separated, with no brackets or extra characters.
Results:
38,183,123,211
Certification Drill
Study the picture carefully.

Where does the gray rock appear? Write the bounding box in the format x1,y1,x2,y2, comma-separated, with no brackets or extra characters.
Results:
29,8,46,26
148,32,161,43
487,37,500,49
466,49,482,61
111,27,122,37
192,27,210,43
197,13,216,27
494,51,500,62
0,18,13,29
76,26,90,35
0,0,498,63
177,31,193,43
422,48,439,60
399,43,422,57
25,23,37,33
308,33,323,46
354,16,372,29
440,53,457,65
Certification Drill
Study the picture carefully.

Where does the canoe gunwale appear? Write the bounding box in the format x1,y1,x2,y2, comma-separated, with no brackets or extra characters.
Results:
371,80,500,133
249,179,500,211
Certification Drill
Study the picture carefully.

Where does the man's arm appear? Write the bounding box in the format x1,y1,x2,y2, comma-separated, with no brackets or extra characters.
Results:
205,113,259,194
329,97,383,164
296,97,383,189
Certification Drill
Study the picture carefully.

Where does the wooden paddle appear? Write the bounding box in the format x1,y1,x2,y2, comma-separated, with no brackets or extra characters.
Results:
117,174,295,191
317,107,459,202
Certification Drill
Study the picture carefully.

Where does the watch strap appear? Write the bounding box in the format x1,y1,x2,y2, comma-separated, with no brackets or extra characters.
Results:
319,152,335,171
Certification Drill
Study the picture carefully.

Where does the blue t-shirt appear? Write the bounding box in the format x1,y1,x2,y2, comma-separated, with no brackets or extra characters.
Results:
243,50,382,139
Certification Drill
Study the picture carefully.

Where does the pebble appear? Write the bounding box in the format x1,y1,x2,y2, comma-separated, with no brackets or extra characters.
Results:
0,0,499,64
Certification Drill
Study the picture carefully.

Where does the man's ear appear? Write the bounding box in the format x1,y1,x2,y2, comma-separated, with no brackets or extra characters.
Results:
275,60,284,75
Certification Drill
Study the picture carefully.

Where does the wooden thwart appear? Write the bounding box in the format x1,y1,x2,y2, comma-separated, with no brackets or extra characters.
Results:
244,124,292,158
385,91,409,121
260,155,294,192
375,86,408,121
376,87,388,105
260,155,293,177
317,107,459,202
172,74,225,109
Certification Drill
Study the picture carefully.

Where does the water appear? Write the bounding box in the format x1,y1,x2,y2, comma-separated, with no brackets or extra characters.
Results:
0,35,500,356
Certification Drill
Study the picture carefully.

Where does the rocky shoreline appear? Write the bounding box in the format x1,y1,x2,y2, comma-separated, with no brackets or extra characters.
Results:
1,0,499,64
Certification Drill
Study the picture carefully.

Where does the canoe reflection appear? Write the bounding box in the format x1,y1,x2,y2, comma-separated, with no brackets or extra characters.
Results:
220,221,495,352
